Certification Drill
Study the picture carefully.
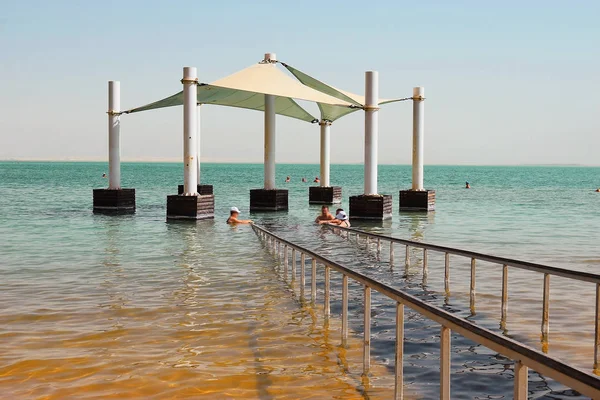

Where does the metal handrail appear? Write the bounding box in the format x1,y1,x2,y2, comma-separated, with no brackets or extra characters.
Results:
251,224,600,399
323,224,600,372
325,224,600,284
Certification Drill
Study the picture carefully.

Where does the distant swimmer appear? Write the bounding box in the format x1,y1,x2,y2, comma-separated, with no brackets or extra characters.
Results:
596,188,600,192
465,181,471,189
226,207,253,225
302,177,307,183
314,177,320,183
285,176,291,183
315,205,334,223
102,173,107,178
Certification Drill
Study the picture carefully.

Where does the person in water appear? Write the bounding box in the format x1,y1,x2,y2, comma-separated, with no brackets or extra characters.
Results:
465,181,471,189
318,209,350,227
102,173,107,178
285,176,291,183
314,177,320,183
301,177,307,183
596,188,600,192
315,205,334,223
226,207,253,224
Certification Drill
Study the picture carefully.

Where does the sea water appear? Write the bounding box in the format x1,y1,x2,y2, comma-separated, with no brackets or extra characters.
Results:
1,162,599,398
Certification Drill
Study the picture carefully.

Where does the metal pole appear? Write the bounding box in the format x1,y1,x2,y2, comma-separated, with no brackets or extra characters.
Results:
390,242,394,266
501,264,508,329
470,258,476,313
394,302,405,400
411,87,424,191
595,283,600,370
423,249,428,278
514,361,528,400
440,326,451,400
541,273,550,343
444,253,450,293
182,67,199,195
108,81,121,189
311,259,317,304
363,285,371,375
405,245,410,266
364,71,379,195
324,266,330,317
342,274,348,344
284,245,288,276
301,253,306,294
320,120,331,187
291,248,296,280
263,53,277,190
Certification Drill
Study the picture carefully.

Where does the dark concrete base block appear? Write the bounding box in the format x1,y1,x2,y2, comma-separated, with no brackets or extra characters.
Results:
399,189,436,212
93,188,136,212
177,184,214,195
309,186,342,204
349,194,393,220
167,194,215,220
250,189,288,211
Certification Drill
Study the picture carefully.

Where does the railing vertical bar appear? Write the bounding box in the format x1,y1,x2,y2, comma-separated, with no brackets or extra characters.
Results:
542,273,550,342
440,325,451,400
394,302,404,400
291,248,296,281
311,259,317,304
324,265,330,317
390,242,395,266
423,248,428,278
514,360,528,400
284,245,288,276
470,258,476,313
405,245,410,266
444,253,450,293
342,274,349,344
501,264,508,329
363,285,371,375
377,238,381,256
594,283,600,370
300,253,306,297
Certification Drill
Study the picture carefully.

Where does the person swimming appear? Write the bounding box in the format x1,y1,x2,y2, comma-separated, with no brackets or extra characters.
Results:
285,176,291,183
465,181,471,189
318,209,350,227
226,207,253,224
314,177,320,183
596,188,600,192
315,205,334,223
102,173,107,178
301,177,307,183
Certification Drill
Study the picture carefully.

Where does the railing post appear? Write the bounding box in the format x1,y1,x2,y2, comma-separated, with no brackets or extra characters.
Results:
284,245,289,276
363,285,371,375
311,259,317,304
324,265,330,317
501,264,508,330
377,238,381,256
291,248,296,281
470,258,476,314
514,360,528,400
444,253,450,293
595,283,600,371
405,245,410,266
395,302,404,400
390,242,394,267
342,274,348,345
300,253,306,298
541,273,550,345
423,248,428,278
440,325,451,400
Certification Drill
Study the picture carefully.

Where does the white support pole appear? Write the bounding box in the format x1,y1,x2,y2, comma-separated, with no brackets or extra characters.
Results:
197,105,201,183
182,67,198,195
319,120,331,187
108,81,121,190
411,87,424,191
263,53,277,190
364,71,379,195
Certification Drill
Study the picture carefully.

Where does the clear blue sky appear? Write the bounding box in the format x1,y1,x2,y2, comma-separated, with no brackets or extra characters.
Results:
1,0,598,165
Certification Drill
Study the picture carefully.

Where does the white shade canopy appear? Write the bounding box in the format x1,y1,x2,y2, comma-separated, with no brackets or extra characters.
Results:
124,61,357,123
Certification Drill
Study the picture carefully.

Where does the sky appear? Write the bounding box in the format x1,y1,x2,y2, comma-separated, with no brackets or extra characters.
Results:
1,0,599,165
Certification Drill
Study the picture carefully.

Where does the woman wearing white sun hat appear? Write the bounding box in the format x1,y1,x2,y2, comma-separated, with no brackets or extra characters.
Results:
319,210,350,228
226,207,253,225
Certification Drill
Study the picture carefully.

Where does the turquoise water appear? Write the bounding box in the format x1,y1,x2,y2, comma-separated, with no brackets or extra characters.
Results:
1,161,599,398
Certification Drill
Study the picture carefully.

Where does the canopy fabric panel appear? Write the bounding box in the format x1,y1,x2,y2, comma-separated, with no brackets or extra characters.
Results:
282,62,411,120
